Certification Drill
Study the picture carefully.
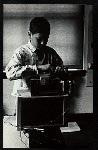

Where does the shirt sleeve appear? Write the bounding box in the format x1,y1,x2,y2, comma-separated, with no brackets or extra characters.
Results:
5,48,27,80
52,50,63,67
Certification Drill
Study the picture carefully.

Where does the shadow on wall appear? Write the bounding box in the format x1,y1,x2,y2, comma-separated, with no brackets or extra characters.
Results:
73,77,85,97
69,77,85,113
3,107,6,116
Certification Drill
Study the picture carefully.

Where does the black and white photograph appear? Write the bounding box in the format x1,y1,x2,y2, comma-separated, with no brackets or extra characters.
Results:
3,4,93,148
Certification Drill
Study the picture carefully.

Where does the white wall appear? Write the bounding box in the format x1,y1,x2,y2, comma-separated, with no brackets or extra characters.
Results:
69,76,93,113
3,4,83,69
69,5,93,113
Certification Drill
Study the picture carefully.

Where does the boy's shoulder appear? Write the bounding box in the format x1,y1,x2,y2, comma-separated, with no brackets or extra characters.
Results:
45,45,56,53
14,43,30,54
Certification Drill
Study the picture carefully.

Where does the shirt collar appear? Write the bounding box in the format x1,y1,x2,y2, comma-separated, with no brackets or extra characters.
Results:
27,41,36,53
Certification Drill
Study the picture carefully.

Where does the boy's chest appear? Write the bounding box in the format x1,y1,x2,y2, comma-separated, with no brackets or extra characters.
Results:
22,51,52,65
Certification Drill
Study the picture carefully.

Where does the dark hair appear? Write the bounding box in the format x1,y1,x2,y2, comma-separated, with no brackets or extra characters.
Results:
29,17,50,35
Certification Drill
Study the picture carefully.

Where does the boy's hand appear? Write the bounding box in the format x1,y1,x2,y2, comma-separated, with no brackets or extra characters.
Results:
22,65,38,78
26,65,37,72
55,66,63,72
37,64,54,72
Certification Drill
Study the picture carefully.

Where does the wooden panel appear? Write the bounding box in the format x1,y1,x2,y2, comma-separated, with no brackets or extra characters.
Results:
87,7,93,87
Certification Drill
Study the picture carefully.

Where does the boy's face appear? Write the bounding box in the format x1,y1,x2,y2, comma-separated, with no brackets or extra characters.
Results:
29,32,49,49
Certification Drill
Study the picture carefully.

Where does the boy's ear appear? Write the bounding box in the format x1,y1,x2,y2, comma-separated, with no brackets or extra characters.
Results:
28,31,31,37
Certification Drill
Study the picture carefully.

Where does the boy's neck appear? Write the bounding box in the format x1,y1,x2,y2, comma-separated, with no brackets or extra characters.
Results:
28,41,36,51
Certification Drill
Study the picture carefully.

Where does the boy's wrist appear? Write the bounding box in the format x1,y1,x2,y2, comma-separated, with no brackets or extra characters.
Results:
25,64,38,73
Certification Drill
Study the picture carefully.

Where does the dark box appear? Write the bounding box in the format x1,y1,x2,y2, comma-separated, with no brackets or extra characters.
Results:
17,96,68,130
30,76,63,96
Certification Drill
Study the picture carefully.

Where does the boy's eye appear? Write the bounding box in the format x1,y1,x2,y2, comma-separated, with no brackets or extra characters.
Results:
36,38,44,43
36,37,41,41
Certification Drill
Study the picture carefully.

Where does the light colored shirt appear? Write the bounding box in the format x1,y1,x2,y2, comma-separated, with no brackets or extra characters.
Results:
5,41,63,96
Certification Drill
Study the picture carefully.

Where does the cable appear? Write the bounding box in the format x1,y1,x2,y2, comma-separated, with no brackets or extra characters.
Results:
23,132,29,139
20,131,29,148
3,115,11,122
4,118,29,148
4,114,15,116
3,116,17,127
3,120,17,127
3,108,69,148
45,108,69,126
4,108,69,128
53,108,69,123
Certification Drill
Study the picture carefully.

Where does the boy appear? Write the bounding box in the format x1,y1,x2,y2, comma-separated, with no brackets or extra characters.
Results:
5,17,63,115
5,17,63,97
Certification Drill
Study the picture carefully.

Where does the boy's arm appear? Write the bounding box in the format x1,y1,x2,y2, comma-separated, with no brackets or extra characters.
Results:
37,51,63,73
52,50,63,68
5,50,37,80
